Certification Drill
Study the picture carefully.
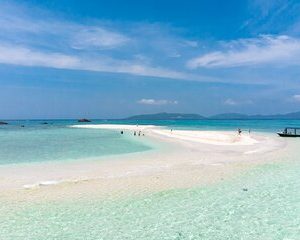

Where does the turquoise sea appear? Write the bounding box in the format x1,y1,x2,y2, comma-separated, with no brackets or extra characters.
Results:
1,119,300,239
0,119,299,165
0,121,152,165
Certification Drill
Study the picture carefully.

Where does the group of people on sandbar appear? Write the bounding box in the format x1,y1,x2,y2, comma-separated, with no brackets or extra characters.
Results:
133,130,144,136
120,130,145,136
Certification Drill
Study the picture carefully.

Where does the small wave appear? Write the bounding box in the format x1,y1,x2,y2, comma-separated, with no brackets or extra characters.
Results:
244,149,260,154
23,180,60,189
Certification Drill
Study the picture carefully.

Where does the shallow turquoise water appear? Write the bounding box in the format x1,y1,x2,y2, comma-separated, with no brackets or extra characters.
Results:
1,159,300,239
0,125,151,165
3,118,300,132
1,119,300,165
0,120,300,239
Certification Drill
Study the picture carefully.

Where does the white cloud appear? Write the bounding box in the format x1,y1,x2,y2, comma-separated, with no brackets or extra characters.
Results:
137,99,178,105
0,2,130,51
187,35,300,68
0,2,219,82
0,44,80,69
223,98,238,106
0,2,249,84
0,43,197,80
292,94,300,102
223,98,253,106
71,27,129,50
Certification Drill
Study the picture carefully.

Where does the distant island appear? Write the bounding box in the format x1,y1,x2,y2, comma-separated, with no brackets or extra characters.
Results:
125,111,300,120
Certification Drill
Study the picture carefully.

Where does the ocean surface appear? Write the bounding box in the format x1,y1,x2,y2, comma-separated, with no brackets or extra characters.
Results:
2,160,300,239
1,119,300,239
0,119,300,165
0,120,153,165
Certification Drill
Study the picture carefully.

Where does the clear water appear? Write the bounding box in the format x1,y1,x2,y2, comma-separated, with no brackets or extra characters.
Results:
1,119,300,239
106,119,300,132
0,122,151,165
1,119,300,165
3,118,300,131
1,154,299,239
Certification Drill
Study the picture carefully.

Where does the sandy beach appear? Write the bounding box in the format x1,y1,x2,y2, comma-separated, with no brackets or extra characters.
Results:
0,124,287,202
72,124,259,145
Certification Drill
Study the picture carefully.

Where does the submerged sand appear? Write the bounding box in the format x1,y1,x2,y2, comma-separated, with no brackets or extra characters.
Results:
0,124,287,202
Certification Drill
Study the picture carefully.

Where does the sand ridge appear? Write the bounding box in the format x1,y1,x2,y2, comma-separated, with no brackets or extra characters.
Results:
71,124,259,146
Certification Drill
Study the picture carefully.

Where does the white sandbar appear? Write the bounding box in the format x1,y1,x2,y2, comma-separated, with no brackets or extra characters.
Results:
0,124,287,202
71,124,258,146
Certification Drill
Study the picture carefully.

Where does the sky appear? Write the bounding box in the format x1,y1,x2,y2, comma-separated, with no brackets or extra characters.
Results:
1,0,300,119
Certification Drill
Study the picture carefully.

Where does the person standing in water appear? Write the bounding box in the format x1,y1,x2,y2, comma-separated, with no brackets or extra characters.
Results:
238,128,242,135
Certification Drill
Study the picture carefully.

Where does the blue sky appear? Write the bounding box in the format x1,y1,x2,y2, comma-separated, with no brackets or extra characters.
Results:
1,0,300,119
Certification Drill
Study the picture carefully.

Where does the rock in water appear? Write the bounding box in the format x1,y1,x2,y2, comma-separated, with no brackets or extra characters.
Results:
78,119,91,123
0,121,8,125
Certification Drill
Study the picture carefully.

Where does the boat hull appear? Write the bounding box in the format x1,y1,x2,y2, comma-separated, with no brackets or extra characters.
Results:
277,133,300,137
